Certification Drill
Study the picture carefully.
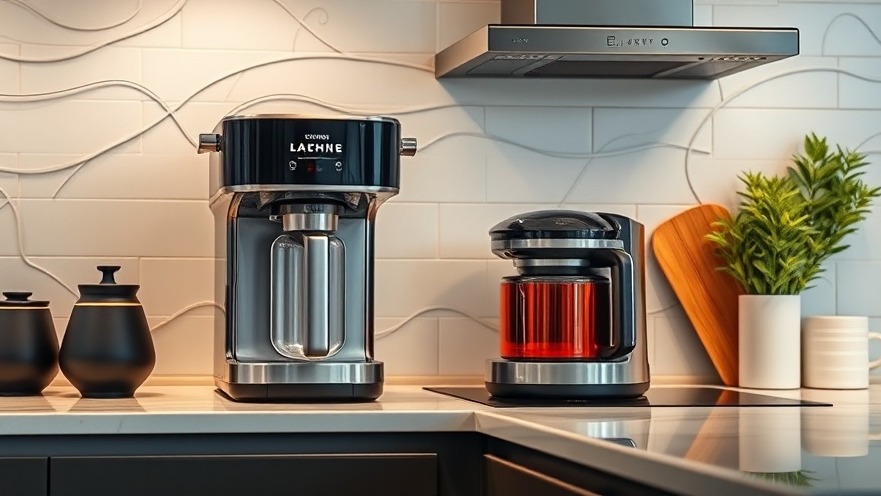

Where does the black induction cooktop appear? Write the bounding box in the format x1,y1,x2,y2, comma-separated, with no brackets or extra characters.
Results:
424,386,831,408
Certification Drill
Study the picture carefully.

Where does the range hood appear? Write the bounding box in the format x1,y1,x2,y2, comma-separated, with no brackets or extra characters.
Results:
435,0,799,79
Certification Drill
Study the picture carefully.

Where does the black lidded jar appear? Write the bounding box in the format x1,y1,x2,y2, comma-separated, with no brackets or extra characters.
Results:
59,266,155,398
0,292,59,396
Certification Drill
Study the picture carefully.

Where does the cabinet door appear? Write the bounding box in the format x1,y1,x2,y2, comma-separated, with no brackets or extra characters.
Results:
485,454,600,496
50,453,437,496
0,457,47,496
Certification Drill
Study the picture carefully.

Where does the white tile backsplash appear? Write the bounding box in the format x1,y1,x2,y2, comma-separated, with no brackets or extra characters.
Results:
181,0,299,51
374,260,492,317
0,100,143,154
713,109,881,160
485,106,592,155
375,203,439,259
1,0,879,382
438,317,499,375
717,57,839,109
147,315,214,376
139,258,215,317
18,154,207,200
592,108,713,153
837,262,881,318
839,58,881,110
652,310,718,378
0,48,19,93
800,267,837,317
20,47,142,98
375,317,440,376
19,200,213,257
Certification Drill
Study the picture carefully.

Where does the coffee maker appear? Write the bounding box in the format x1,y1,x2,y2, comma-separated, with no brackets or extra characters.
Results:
200,115,416,401
486,210,649,398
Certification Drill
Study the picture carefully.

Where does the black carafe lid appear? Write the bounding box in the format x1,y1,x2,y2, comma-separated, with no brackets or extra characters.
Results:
489,210,625,263
0,292,49,308
489,210,620,241
77,266,141,304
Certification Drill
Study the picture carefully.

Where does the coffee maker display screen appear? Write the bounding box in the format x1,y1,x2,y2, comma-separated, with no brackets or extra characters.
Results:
220,117,401,189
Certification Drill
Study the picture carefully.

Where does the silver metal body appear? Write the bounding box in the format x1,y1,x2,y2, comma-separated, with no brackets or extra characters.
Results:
210,185,395,398
486,215,650,398
435,0,799,79
203,114,413,401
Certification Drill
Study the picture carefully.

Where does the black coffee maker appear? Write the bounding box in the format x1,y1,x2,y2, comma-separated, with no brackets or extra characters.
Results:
487,210,650,398
200,115,416,401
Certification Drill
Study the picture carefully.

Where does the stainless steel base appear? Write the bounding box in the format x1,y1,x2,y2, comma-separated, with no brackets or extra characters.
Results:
485,358,649,398
215,361,384,402
219,360,383,384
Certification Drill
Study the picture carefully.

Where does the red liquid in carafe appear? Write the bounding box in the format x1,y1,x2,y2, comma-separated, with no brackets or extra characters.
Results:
499,277,613,359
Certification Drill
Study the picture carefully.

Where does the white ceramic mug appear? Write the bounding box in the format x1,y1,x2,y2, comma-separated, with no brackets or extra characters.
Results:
801,316,881,389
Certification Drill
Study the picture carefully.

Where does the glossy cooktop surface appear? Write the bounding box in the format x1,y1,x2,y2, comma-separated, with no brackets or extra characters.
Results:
425,386,831,407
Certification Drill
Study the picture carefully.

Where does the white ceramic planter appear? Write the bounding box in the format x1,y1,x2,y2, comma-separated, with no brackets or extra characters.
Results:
738,295,801,389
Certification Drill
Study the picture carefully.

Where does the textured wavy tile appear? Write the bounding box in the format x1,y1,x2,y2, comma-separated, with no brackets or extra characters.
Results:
19,199,212,257
837,262,881,318
714,109,881,160
593,108,712,153
714,3,881,57
375,317,440,376
0,100,142,154
147,315,214,375
20,47,142,98
139,258,215,317
840,57,881,109
438,317,498,375
18,153,207,200
375,203,439,259
374,260,491,318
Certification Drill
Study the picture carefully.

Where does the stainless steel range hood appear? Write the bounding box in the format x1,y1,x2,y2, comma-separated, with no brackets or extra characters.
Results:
435,0,799,79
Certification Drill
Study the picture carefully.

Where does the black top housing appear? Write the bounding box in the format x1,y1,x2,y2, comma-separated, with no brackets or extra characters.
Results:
219,116,402,189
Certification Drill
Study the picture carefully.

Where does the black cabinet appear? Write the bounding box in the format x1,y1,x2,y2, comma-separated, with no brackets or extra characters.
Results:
484,438,675,496
0,432,481,496
0,432,671,496
485,454,600,496
0,457,47,496
51,454,437,496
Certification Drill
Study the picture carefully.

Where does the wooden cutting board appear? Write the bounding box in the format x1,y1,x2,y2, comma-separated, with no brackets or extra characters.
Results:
652,204,743,386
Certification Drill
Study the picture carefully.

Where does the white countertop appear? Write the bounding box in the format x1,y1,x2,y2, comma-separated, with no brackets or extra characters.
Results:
1,384,879,496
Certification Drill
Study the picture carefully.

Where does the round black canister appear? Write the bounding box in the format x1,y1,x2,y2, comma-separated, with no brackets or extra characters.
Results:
0,292,59,396
59,266,155,399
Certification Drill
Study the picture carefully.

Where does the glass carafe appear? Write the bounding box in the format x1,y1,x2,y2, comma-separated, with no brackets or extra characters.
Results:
270,230,345,360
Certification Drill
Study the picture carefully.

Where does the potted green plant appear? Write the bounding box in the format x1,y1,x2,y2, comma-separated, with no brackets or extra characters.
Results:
707,134,880,389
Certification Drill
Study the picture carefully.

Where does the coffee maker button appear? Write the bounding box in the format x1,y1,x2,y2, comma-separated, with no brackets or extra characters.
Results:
197,134,221,153
400,137,417,157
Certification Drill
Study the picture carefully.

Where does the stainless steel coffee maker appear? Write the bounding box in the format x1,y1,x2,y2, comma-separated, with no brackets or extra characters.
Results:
200,115,416,401
486,211,649,398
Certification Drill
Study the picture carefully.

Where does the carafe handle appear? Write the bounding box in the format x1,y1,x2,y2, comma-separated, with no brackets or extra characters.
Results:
599,249,637,359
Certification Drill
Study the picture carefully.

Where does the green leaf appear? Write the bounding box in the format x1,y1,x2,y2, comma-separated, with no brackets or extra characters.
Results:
708,133,880,296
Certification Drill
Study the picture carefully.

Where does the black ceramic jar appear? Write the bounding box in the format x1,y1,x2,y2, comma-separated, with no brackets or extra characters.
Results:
59,266,155,398
0,292,59,396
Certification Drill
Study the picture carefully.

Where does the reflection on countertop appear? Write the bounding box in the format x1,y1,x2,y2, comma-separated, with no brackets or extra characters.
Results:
496,386,881,495
0,384,878,495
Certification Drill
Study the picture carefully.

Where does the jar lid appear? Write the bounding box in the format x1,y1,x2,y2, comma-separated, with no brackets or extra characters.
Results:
77,266,141,304
0,291,49,308
489,210,620,241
